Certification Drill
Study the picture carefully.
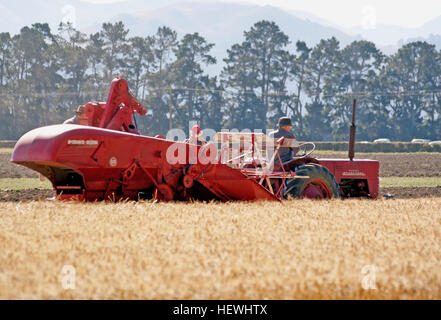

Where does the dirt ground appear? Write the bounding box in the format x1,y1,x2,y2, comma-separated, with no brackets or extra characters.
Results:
0,190,54,202
0,153,38,178
1,188,440,202
381,187,441,199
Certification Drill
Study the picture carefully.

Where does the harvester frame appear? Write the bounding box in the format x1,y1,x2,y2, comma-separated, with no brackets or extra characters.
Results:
11,78,379,202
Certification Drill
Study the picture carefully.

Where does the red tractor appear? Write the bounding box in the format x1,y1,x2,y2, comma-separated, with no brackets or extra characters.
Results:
11,78,379,202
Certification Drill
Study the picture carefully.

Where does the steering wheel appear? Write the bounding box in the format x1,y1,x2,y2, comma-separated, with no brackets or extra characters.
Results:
294,142,316,159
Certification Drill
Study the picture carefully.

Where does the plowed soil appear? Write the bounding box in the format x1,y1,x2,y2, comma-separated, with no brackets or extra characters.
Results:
0,190,54,202
0,153,38,178
1,188,439,202
381,187,441,199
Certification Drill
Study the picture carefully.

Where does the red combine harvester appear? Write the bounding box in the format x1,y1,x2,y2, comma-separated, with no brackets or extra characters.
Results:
11,78,379,201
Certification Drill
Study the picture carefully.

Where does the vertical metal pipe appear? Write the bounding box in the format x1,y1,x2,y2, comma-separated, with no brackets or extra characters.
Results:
169,88,173,131
348,99,357,161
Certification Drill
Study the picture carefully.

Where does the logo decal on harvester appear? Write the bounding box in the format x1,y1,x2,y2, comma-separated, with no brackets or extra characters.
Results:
67,139,98,146
109,157,117,167
67,139,84,145
342,170,366,177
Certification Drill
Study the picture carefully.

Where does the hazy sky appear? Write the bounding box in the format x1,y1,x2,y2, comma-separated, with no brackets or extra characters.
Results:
82,0,441,29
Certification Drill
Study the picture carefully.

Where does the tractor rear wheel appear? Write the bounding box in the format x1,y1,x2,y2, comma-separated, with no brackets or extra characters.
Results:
285,164,340,199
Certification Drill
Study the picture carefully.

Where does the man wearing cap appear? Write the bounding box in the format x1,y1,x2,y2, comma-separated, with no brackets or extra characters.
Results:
63,105,88,125
268,116,298,163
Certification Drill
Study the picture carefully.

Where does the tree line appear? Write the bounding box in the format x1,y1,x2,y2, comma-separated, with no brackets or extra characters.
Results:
0,20,440,141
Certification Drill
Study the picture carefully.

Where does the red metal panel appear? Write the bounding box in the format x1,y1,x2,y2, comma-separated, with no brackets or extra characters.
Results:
318,159,380,199
197,164,279,201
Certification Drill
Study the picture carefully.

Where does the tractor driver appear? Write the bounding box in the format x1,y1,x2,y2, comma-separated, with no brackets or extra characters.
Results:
63,105,88,125
268,116,298,163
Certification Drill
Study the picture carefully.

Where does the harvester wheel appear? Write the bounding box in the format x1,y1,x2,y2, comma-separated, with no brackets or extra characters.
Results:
285,164,340,199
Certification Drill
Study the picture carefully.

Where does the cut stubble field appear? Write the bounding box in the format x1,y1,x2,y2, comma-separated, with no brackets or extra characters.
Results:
1,149,441,299
1,199,441,299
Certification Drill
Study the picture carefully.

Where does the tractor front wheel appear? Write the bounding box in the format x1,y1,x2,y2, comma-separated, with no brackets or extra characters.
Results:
285,164,340,199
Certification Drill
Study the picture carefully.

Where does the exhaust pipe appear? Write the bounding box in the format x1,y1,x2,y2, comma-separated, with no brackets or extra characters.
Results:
348,99,357,161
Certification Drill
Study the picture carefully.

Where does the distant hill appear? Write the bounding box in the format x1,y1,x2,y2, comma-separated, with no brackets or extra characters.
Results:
109,2,357,44
97,1,359,74
0,1,356,52
348,14,441,53
0,0,172,35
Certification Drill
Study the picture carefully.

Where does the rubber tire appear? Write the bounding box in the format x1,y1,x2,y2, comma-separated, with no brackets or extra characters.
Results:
285,164,340,199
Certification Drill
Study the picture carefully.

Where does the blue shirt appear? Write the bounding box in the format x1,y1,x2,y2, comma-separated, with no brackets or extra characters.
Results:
268,128,296,162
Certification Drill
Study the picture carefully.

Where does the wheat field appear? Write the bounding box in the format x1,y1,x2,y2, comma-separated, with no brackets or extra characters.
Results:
1,199,441,299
